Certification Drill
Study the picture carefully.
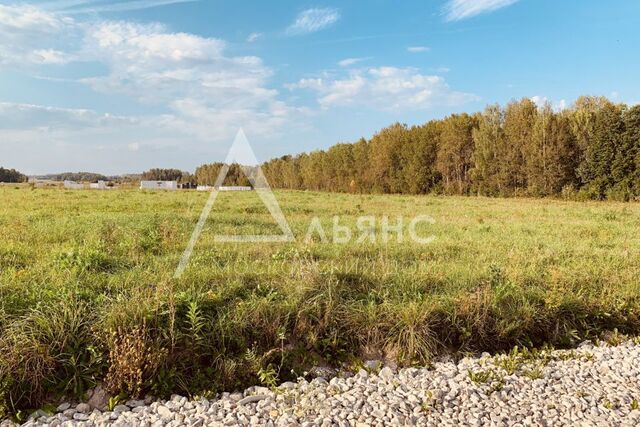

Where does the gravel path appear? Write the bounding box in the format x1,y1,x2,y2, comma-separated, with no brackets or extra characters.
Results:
11,340,640,426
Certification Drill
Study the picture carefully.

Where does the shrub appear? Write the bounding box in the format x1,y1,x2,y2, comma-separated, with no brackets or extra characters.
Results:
606,182,633,202
104,324,167,398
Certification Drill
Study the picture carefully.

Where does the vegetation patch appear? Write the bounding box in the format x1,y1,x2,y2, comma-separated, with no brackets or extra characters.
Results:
0,187,639,414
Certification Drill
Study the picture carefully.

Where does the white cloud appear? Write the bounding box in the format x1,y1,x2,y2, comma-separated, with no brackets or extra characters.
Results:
337,57,369,67
287,67,478,110
246,32,262,42
286,8,340,35
29,49,71,64
74,20,295,136
530,95,547,108
38,0,198,14
0,5,79,65
556,99,567,111
444,0,519,22
530,96,568,112
0,4,308,173
407,46,430,53
0,102,137,129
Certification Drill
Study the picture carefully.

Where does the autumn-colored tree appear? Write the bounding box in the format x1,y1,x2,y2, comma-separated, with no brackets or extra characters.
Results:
436,113,477,194
525,104,577,195
400,122,440,194
472,104,505,195
255,96,636,201
368,123,407,193
503,98,537,192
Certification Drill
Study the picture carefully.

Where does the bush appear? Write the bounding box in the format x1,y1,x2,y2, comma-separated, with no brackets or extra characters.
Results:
576,182,604,201
104,324,167,398
561,184,578,200
606,182,633,202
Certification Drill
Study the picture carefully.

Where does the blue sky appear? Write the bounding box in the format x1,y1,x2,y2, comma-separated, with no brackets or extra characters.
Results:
0,0,639,175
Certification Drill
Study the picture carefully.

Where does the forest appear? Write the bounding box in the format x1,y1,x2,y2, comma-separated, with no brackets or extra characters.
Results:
258,96,640,201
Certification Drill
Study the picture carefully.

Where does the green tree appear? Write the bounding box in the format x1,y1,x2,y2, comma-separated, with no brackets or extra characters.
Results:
0,167,27,183
579,102,624,197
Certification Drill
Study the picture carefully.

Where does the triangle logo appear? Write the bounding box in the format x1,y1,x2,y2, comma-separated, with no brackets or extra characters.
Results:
174,129,294,278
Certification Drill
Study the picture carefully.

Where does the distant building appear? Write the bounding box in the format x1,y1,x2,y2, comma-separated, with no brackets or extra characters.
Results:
89,180,108,190
217,186,253,191
64,180,84,189
140,180,178,190
196,185,253,191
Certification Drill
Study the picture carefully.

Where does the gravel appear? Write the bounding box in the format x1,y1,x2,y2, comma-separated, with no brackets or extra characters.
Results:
8,340,640,426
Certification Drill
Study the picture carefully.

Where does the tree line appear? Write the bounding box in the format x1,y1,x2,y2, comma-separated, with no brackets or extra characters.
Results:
37,172,109,182
259,96,640,201
24,95,636,200
0,167,27,183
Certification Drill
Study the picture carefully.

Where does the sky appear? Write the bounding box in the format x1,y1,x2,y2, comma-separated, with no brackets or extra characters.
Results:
0,0,639,175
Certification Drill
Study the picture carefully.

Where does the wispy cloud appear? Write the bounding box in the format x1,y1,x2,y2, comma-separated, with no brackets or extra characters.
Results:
286,66,478,111
0,3,306,173
246,32,262,43
337,57,369,67
407,46,430,53
444,0,519,22
286,8,340,35
39,0,198,14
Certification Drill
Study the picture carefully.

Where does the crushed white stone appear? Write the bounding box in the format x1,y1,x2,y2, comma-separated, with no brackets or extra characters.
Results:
9,340,640,426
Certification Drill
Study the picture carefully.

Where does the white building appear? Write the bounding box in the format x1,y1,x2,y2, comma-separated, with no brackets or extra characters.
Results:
89,180,108,190
217,186,252,191
196,185,253,191
140,180,178,190
63,180,84,189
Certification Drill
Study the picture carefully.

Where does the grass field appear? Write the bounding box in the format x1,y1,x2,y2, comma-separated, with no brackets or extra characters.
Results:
1,187,640,414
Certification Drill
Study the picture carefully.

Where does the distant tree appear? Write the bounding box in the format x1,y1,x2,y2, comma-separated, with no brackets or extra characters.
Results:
194,163,251,186
178,172,196,186
0,167,27,183
40,172,108,182
141,168,184,182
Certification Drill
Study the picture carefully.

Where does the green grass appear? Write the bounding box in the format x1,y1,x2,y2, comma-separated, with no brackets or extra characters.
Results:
1,187,639,414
